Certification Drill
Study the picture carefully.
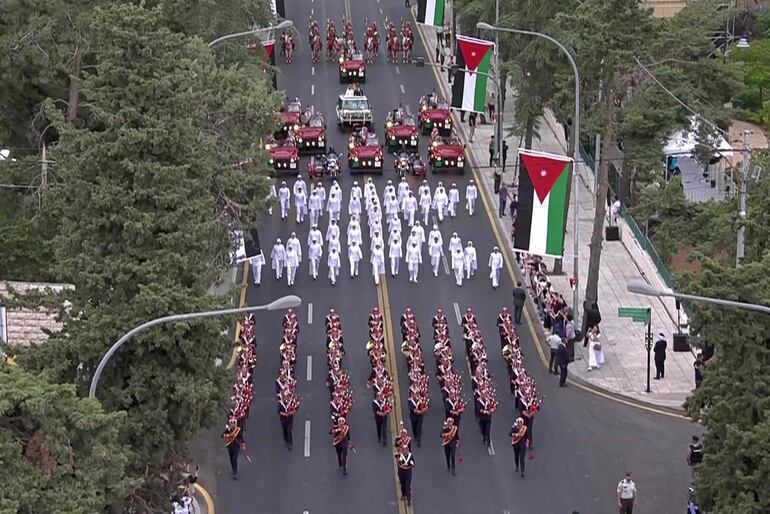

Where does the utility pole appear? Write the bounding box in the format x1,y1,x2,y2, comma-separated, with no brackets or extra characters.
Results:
494,0,502,170
736,129,750,267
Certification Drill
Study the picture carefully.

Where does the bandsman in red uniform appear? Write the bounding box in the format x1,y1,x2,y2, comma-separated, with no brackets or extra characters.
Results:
395,443,416,505
223,416,245,480
331,416,353,476
441,417,460,475
510,416,529,477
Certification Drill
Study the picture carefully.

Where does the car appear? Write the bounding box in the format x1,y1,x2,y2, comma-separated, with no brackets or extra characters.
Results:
339,51,367,83
297,114,327,154
384,109,419,153
348,128,383,172
275,98,302,138
418,93,452,135
336,85,373,129
266,138,299,172
428,132,465,174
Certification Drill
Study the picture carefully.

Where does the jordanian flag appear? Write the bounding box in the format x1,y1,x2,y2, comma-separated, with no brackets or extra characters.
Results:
513,149,572,258
416,0,445,27
451,35,494,113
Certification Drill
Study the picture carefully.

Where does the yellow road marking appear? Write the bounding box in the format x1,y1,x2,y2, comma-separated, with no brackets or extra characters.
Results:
411,11,688,421
226,261,250,370
194,483,216,514
378,277,410,514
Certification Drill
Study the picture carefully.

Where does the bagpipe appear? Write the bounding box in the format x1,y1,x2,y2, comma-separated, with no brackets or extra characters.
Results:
366,307,394,413
221,314,258,444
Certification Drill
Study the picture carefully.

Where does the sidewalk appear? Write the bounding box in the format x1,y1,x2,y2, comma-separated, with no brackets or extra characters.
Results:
417,21,694,409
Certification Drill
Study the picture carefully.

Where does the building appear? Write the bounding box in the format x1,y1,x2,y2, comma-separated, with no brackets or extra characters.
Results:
0,281,71,348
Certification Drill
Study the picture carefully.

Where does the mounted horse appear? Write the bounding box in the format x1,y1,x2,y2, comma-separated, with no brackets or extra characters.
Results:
283,33,295,64
310,34,322,63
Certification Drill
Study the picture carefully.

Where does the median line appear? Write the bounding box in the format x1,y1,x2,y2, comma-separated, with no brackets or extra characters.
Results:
304,420,311,457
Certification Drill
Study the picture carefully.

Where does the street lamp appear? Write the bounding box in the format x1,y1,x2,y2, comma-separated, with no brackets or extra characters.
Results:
88,294,302,398
208,19,294,48
477,21,582,322
627,279,770,315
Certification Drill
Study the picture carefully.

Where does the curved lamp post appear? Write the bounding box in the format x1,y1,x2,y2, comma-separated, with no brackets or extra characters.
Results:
208,19,294,48
627,279,770,315
477,21,581,322
88,294,302,398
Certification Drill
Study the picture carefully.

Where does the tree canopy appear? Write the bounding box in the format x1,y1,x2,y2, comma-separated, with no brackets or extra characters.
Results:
0,367,134,513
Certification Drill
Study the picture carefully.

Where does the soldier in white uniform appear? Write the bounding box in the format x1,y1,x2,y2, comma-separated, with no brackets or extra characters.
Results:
327,192,342,222
407,228,421,252
418,179,430,200
419,187,432,226
448,183,460,218
308,225,323,248
308,238,323,280
448,232,462,255
330,180,342,203
388,225,402,248
328,234,341,256
364,178,377,210
429,236,443,277
309,190,323,227
413,221,426,249
385,194,399,227
271,238,286,280
403,191,418,227
285,245,300,286
350,180,363,202
249,251,265,285
451,247,465,286
348,241,363,277
293,174,307,199
278,182,291,220
488,246,503,289
465,179,478,216
371,230,385,254
326,219,340,244
328,247,341,285
287,233,302,264
464,241,477,279
369,215,383,241
371,243,386,285
428,224,443,248
389,230,403,276
433,185,448,222
406,241,422,283
348,192,362,218
294,187,308,224
268,183,277,215
347,220,363,248
314,182,327,217
397,178,410,213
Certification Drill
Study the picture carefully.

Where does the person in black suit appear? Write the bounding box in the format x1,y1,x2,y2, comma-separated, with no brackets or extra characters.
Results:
512,282,527,324
556,339,569,387
654,333,667,379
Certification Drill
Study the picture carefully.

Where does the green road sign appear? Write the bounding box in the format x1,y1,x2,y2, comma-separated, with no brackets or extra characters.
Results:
618,306,651,323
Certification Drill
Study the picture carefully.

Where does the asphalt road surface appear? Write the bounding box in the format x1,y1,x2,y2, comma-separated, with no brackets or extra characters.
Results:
203,0,698,512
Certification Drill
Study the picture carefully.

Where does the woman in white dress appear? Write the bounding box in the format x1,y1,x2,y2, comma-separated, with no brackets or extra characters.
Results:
587,325,606,371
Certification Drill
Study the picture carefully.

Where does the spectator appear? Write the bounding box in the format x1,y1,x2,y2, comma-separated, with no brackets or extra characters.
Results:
694,353,704,389
587,325,605,371
564,311,576,355
512,281,526,324
556,337,569,386
654,333,667,380
498,182,508,218
509,193,518,221
502,140,509,170
487,90,496,123
611,196,621,226
489,135,496,168
468,112,477,142
547,332,562,374
617,472,637,514
583,302,601,348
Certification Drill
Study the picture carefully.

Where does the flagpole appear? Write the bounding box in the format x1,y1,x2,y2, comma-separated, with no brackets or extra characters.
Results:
477,22,581,325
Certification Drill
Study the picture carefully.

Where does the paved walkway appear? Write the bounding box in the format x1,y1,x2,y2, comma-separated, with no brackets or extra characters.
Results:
418,21,694,409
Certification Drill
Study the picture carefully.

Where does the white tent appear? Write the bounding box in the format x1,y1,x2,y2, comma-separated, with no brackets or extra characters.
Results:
663,116,733,159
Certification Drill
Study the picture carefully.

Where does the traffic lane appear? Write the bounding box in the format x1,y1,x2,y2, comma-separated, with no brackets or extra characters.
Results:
242,166,397,512
390,8,697,512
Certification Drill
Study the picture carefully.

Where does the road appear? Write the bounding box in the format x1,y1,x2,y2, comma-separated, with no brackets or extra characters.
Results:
201,0,698,512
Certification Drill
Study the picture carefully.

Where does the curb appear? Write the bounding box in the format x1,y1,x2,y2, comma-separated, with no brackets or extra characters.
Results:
194,483,215,514
412,18,690,419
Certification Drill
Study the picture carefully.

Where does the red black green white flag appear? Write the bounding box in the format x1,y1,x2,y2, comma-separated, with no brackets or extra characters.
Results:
513,149,572,258
451,35,494,113
416,0,445,27
262,40,276,66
